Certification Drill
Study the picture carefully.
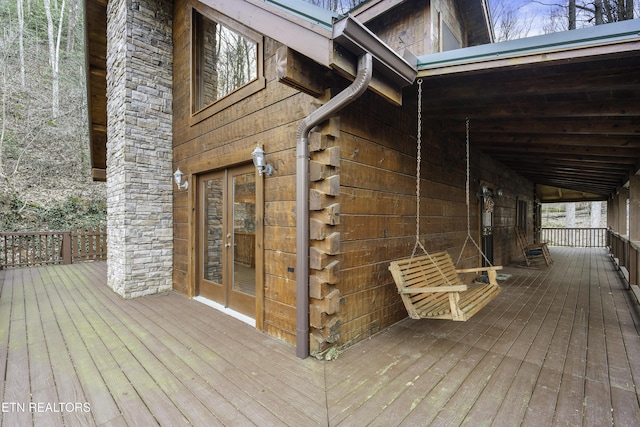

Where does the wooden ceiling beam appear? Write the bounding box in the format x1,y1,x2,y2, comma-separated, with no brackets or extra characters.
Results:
424,92,640,119
474,143,640,158
492,154,635,173
438,117,640,137
423,65,640,102
470,136,640,149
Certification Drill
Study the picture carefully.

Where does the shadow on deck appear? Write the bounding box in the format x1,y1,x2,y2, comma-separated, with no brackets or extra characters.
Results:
1,247,639,425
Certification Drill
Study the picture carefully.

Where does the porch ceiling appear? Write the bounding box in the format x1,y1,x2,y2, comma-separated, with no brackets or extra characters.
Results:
418,20,640,203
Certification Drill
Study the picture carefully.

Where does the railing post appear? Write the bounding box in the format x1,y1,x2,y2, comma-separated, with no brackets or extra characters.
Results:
62,232,72,265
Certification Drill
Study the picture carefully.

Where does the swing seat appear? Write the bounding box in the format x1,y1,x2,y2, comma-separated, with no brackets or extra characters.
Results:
389,251,502,321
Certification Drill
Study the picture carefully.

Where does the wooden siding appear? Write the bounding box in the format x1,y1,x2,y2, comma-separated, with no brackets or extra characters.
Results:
1,248,640,425
333,87,535,349
172,0,320,343
170,0,536,350
366,0,466,57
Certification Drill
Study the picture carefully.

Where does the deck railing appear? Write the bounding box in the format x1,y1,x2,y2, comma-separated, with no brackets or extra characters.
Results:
540,227,608,247
0,227,106,269
607,230,640,304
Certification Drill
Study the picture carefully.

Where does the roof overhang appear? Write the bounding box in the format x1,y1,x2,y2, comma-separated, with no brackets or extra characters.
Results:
415,19,640,203
84,0,107,181
417,18,640,77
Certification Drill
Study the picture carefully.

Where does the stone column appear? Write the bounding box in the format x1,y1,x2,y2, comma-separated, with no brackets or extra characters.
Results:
106,0,173,298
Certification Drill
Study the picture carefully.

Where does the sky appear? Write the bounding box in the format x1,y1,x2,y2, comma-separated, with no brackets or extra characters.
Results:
488,0,552,39
489,0,640,40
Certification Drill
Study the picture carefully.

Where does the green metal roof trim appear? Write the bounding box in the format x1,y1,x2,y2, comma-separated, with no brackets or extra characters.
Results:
417,19,640,71
264,0,341,30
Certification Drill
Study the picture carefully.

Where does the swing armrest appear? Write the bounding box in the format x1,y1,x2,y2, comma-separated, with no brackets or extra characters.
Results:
457,266,503,286
400,285,468,294
456,266,503,274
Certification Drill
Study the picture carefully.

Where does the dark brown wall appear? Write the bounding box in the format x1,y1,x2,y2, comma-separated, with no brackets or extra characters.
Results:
173,0,317,344
332,91,534,347
171,0,535,350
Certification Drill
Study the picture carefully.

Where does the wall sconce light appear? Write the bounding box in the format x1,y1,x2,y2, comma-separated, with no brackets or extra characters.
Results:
173,168,188,190
252,145,273,176
496,188,504,198
477,184,488,199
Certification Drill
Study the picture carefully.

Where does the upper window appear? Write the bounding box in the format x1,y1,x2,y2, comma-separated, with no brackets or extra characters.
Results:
441,20,461,52
191,9,265,123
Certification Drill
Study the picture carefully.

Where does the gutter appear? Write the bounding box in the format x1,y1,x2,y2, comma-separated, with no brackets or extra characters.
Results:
295,53,373,359
295,15,417,359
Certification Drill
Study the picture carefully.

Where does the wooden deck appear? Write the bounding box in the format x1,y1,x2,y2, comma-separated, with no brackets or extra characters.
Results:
1,247,639,426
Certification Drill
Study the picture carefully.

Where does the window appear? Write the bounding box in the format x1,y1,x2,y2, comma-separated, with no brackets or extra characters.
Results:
517,199,528,231
441,20,461,51
191,9,265,123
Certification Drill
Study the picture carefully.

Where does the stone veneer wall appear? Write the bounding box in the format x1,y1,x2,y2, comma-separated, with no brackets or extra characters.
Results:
106,0,173,298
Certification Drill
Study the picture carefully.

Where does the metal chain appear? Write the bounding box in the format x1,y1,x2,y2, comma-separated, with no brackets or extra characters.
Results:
455,118,494,267
465,117,471,238
412,79,424,258
409,79,454,286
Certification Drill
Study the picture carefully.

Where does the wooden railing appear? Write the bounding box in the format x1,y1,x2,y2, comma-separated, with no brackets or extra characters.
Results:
540,227,608,247
608,229,640,304
0,227,106,269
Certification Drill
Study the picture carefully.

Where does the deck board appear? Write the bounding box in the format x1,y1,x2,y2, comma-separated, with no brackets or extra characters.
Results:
1,247,639,425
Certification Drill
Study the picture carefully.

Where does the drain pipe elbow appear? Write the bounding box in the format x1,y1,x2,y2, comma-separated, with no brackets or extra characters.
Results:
295,53,373,359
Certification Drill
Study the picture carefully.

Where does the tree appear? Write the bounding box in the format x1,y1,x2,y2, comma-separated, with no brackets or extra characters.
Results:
490,0,536,41
302,0,367,13
0,0,106,231
17,0,25,89
532,0,635,33
43,0,66,118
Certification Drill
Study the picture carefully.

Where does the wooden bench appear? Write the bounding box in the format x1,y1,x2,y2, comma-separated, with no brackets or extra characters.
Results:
389,251,502,321
515,227,553,267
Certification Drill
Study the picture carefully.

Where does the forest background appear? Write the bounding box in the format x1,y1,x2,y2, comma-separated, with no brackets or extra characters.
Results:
0,0,104,231
0,0,636,231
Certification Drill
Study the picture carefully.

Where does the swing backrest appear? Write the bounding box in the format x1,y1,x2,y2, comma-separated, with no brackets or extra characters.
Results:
390,251,463,291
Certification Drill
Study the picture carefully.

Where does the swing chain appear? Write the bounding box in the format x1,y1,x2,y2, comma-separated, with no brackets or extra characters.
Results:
455,118,494,267
412,79,425,258
410,79,453,286
465,117,471,242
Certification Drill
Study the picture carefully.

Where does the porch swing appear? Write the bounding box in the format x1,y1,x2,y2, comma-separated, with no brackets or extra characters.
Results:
388,80,502,321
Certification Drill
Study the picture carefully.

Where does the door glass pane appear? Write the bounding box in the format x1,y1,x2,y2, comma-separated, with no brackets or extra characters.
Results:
232,172,256,295
203,177,224,284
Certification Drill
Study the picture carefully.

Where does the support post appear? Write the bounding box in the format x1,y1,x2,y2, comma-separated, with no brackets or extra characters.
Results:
630,176,640,242
62,232,72,265
619,188,629,236
106,0,174,298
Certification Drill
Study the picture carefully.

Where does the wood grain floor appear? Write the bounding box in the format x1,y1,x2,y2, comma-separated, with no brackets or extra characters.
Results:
1,247,639,426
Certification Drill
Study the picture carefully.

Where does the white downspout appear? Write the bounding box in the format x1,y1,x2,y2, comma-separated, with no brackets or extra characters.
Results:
295,53,373,358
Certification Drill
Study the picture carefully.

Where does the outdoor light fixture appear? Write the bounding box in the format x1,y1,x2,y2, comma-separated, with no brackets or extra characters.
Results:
496,188,504,198
252,145,273,176
173,168,188,190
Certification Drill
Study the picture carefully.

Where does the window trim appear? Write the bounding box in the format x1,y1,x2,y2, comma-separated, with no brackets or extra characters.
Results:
190,7,266,126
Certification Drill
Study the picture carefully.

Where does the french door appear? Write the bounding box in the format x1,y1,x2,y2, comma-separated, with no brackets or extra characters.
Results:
197,164,257,319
